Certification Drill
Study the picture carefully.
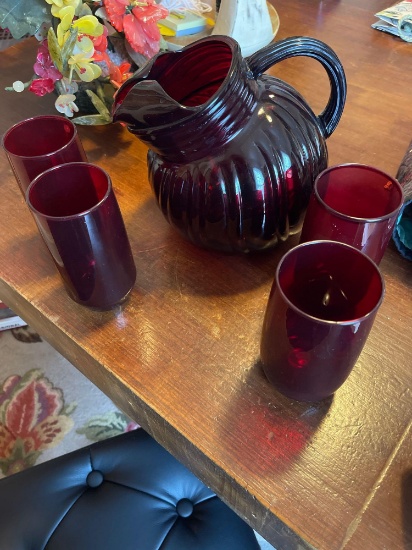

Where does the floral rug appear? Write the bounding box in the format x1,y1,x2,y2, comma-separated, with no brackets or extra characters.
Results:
0,324,275,549
0,325,139,478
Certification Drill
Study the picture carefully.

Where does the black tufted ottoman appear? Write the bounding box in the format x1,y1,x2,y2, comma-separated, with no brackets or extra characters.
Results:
0,429,261,550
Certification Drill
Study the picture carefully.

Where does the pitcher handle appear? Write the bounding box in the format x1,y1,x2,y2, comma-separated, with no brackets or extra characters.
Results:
246,36,347,139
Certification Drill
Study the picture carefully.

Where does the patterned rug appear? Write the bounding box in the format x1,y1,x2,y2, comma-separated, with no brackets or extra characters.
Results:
0,325,275,549
0,325,139,478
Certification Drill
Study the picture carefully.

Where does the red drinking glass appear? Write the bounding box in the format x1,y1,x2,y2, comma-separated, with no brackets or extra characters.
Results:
2,115,87,195
260,241,384,402
26,163,136,310
299,164,404,264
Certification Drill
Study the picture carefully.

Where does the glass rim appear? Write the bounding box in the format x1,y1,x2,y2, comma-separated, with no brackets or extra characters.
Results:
26,162,111,221
275,240,385,325
314,163,405,223
2,115,78,159
114,35,238,133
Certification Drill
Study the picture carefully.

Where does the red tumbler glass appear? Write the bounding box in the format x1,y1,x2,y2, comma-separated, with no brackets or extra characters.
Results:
260,241,384,402
26,163,136,310
299,164,404,264
2,115,87,195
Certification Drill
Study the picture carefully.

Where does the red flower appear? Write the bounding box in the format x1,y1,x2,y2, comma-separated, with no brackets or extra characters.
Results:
103,0,168,57
29,78,55,97
110,61,132,88
92,26,111,67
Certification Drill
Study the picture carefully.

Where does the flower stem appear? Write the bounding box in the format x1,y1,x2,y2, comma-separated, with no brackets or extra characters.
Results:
5,78,34,92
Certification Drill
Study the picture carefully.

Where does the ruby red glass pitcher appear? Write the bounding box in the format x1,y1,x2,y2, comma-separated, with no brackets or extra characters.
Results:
113,35,346,253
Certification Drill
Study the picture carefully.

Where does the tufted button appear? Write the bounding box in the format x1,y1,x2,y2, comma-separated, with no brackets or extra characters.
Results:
86,470,104,488
176,498,194,518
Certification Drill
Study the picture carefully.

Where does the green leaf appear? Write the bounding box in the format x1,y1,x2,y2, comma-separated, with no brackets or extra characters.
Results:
0,0,52,39
85,89,112,120
47,27,63,73
78,3,93,17
95,80,107,103
61,28,78,75
73,114,113,125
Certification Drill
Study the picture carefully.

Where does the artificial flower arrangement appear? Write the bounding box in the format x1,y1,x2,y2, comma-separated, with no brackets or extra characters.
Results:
4,0,170,124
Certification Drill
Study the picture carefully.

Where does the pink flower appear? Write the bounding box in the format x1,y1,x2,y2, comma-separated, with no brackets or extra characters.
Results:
33,41,62,82
103,0,168,57
29,78,56,96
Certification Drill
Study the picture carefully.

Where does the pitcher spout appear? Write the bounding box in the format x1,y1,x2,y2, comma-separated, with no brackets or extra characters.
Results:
112,79,194,130
112,51,193,129
112,36,238,133
112,36,259,161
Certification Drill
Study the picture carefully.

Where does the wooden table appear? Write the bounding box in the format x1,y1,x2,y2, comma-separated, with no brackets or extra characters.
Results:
1,1,411,548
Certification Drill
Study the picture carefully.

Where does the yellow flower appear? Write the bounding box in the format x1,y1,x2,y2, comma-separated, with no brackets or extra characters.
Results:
55,6,103,47
45,0,81,18
73,15,103,37
56,6,75,46
68,52,102,82
70,34,96,74
73,35,94,56
47,0,104,83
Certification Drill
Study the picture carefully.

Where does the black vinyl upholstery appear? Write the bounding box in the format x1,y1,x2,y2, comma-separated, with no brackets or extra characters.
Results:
0,429,260,550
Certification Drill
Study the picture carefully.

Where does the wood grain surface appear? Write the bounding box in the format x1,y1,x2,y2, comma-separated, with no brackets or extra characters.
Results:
1,1,411,548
